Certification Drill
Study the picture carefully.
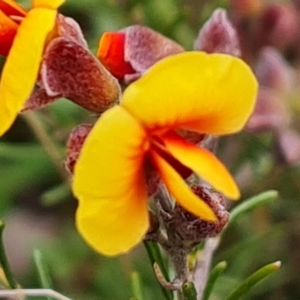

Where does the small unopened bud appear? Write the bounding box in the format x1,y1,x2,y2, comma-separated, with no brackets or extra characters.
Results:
255,4,298,50
65,124,93,173
41,38,121,113
97,25,184,80
246,87,290,132
277,128,300,165
255,47,293,92
173,185,229,245
194,9,241,57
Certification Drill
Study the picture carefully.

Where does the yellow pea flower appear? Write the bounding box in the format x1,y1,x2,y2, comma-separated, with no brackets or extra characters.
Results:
0,0,65,136
73,51,258,256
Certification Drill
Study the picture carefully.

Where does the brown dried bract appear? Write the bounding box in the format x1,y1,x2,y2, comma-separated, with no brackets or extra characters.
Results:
41,38,121,113
22,88,59,112
124,25,184,73
173,184,229,245
65,124,93,174
55,14,88,48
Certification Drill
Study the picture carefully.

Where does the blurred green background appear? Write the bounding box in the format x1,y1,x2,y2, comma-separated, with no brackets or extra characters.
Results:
1,0,300,299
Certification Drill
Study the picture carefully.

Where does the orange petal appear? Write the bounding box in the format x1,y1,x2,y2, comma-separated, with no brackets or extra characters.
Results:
0,0,26,17
73,106,149,255
32,0,65,9
150,149,217,221
0,10,18,56
97,32,135,79
162,132,240,199
0,7,57,136
122,51,258,136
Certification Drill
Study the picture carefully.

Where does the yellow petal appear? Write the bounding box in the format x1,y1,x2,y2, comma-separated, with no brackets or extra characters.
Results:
162,132,240,199
73,106,149,255
150,149,216,221
76,178,148,256
32,0,65,9
122,51,258,136
0,8,57,136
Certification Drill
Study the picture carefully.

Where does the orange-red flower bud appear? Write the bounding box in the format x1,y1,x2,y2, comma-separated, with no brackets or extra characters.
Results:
97,32,135,79
0,0,26,56
97,25,184,80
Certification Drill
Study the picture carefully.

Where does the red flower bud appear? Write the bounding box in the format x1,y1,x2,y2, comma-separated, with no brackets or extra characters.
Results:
97,25,184,80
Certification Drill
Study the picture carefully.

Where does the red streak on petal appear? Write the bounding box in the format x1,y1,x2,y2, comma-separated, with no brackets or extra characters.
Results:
151,136,192,179
97,32,135,79
0,0,26,17
0,10,18,56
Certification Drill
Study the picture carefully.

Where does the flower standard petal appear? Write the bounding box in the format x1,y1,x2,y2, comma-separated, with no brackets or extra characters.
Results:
150,149,217,221
0,7,57,136
73,106,149,255
122,51,258,136
162,132,240,199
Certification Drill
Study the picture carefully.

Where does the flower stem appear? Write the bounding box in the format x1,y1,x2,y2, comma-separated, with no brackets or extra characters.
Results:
33,249,53,300
0,221,18,289
143,241,173,300
22,112,69,182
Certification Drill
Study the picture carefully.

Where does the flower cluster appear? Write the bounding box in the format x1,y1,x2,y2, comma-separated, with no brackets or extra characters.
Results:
0,1,258,256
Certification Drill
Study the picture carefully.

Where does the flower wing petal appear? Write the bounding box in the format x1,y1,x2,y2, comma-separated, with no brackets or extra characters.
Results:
73,106,149,255
163,133,239,199
150,149,216,221
122,51,258,135
0,8,57,136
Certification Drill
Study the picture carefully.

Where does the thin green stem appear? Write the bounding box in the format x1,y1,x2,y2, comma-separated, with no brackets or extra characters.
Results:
202,261,227,300
130,272,144,300
33,249,53,300
0,222,18,289
22,112,69,182
143,241,173,300
228,190,278,227
225,261,281,300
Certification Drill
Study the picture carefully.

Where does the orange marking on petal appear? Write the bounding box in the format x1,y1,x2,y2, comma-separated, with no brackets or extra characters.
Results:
150,149,216,221
0,0,26,17
162,132,240,199
97,32,135,79
122,52,258,136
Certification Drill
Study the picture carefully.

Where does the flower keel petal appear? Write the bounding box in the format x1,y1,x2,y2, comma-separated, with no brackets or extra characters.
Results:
162,133,240,199
150,150,216,221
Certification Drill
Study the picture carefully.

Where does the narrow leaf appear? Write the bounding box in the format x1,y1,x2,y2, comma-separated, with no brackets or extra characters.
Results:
225,261,281,300
228,190,278,226
202,261,227,300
